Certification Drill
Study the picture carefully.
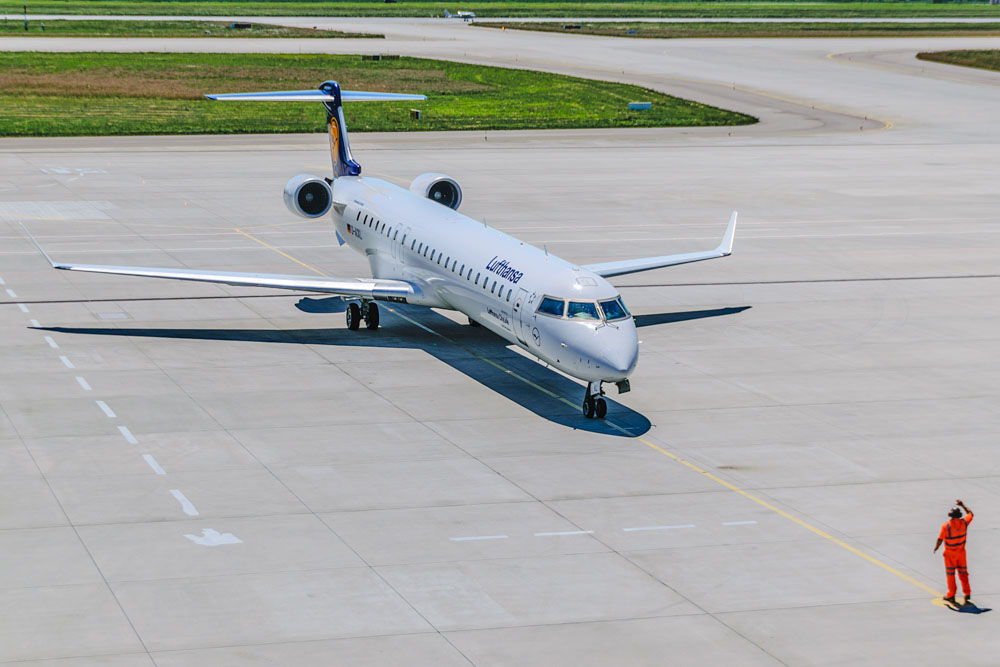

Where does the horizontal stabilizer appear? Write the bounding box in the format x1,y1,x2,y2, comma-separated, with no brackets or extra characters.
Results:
206,90,427,102
584,211,737,278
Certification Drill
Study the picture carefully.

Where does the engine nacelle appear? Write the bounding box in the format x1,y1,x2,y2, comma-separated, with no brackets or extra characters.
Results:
409,172,462,210
284,174,333,219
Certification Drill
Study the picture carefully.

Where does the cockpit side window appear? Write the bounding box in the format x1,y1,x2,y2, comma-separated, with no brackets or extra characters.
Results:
567,301,600,320
599,298,630,321
537,297,565,317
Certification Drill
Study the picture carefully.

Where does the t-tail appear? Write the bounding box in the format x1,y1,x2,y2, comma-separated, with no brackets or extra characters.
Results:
206,81,426,178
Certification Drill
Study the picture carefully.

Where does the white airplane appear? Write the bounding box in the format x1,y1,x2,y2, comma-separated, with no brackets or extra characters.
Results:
444,9,476,20
27,80,736,419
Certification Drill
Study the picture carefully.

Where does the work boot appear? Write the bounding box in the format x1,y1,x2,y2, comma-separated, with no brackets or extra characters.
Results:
963,595,973,606
943,596,957,604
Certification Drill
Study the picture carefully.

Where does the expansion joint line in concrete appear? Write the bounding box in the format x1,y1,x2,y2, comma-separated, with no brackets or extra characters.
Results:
239,226,943,605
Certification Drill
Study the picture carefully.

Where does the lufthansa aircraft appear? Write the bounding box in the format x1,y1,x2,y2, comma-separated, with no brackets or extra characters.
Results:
28,81,736,419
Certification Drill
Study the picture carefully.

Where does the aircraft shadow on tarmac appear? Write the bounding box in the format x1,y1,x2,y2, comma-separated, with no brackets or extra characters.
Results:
38,299,750,436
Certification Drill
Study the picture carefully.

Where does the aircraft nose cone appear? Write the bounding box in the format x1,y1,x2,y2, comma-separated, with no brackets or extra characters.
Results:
604,344,638,377
600,327,638,379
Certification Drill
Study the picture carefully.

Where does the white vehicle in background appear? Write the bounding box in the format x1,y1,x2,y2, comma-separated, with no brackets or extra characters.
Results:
444,9,476,20
27,80,736,419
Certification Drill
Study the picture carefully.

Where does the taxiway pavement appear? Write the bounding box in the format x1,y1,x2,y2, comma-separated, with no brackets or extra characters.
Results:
1,24,999,666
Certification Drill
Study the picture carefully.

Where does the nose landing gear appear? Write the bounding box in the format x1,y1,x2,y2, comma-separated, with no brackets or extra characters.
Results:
346,300,380,331
582,380,607,419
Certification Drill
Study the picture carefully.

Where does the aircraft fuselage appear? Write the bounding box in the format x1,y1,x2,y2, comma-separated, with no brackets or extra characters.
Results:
333,176,639,384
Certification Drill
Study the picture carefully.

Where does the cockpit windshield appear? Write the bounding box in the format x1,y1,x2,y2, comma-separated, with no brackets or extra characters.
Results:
567,301,600,320
599,297,630,321
536,295,632,322
537,297,565,317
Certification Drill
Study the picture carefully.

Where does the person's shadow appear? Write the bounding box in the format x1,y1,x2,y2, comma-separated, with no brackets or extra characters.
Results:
945,601,991,614
36,297,750,436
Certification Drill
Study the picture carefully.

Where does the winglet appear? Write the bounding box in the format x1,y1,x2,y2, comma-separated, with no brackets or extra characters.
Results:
717,211,737,256
20,223,60,268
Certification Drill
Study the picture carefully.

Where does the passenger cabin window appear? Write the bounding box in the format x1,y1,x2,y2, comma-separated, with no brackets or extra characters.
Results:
475,272,480,285
568,301,600,320
417,242,423,253
600,298,630,321
537,297,565,317
356,211,361,221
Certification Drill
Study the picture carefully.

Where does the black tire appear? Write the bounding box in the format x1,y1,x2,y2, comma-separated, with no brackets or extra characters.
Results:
595,397,608,419
468,317,480,327
582,395,596,419
346,302,361,330
366,302,380,330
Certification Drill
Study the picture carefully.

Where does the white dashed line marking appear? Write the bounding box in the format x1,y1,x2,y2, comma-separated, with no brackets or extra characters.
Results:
95,400,116,418
75,377,92,391
533,530,594,537
5,289,16,298
118,425,138,444
170,489,199,516
30,319,40,328
449,535,508,542
723,521,758,526
17,303,28,313
59,355,74,369
43,336,59,349
142,454,166,475
623,524,696,532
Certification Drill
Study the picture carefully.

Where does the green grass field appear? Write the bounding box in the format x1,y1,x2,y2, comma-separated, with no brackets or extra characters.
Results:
0,19,380,37
479,20,1000,38
917,49,1000,71
2,1,1000,18
0,52,755,136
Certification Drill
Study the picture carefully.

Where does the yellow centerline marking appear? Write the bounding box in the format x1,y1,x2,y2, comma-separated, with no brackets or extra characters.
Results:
246,230,940,603
616,428,939,597
233,228,327,277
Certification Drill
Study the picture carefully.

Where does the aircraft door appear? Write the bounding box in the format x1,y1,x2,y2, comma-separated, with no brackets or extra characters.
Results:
512,287,529,345
396,225,412,264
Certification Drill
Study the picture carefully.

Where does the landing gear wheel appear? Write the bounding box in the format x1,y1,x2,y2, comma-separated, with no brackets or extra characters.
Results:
346,302,361,331
365,302,380,330
595,397,607,419
582,395,596,419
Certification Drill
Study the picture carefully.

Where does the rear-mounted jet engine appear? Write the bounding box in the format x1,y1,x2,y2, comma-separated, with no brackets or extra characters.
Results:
284,174,333,218
409,172,462,210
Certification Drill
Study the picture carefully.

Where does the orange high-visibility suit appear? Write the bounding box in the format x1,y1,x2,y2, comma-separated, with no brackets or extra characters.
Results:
939,511,973,598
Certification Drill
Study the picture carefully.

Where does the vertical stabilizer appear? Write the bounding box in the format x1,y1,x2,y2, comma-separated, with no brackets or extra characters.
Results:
319,81,362,178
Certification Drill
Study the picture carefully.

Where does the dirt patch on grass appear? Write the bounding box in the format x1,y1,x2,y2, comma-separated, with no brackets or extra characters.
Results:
0,65,491,99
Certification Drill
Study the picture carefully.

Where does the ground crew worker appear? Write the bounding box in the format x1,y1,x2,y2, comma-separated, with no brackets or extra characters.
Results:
934,498,973,605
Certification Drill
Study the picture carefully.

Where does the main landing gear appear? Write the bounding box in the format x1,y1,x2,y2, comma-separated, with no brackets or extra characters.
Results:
346,300,380,331
582,380,607,420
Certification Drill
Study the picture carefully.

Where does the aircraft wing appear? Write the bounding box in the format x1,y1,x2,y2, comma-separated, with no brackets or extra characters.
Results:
583,211,737,279
24,226,415,301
